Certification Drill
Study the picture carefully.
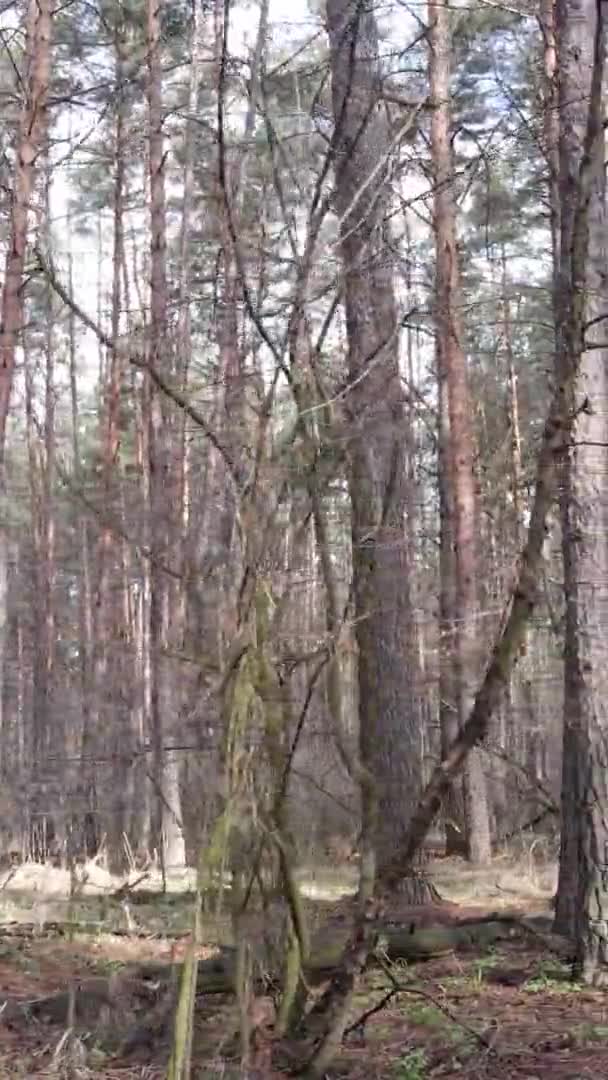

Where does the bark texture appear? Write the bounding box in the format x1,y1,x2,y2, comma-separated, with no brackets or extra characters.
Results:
0,0,52,802
429,0,491,864
326,0,417,875
146,0,186,870
0,0,52,452
553,0,608,987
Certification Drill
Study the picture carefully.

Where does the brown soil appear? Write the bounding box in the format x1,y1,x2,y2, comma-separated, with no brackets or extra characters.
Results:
341,939,608,1079
1,901,607,1078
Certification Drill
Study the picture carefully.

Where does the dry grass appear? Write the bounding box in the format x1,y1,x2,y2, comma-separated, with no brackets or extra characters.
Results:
0,860,198,901
429,850,557,910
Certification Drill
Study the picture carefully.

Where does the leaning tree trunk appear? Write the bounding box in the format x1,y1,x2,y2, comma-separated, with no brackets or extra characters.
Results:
553,0,608,988
428,0,491,864
326,0,424,896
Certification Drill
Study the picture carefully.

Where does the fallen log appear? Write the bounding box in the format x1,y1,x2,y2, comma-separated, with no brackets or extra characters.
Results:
0,920,197,941
0,911,564,969
0,975,157,1031
116,919,522,1058
127,917,521,996
1,913,566,1061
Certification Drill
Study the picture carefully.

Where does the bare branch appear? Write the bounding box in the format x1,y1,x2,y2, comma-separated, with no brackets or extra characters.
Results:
34,247,246,489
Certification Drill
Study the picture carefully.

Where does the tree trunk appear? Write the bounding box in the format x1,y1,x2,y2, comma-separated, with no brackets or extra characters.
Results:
428,0,491,864
25,355,45,852
0,0,52,834
438,366,465,856
326,0,420,884
541,0,561,284
66,199,95,864
0,0,52,451
173,0,202,685
24,253,58,858
553,0,608,987
85,38,129,867
146,0,186,872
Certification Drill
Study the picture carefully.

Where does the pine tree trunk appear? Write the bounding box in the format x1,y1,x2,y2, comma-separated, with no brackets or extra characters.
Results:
25,354,46,855
0,0,52,838
87,42,129,867
67,209,95,864
136,373,154,859
437,330,466,856
326,0,421,885
428,0,491,864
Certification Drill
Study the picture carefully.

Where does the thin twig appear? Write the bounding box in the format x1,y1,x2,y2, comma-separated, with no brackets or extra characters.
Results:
374,953,498,1053
34,247,245,489
342,987,397,1038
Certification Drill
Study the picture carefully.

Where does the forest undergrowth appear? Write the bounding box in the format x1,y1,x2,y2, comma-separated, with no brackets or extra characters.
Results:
1,854,607,1079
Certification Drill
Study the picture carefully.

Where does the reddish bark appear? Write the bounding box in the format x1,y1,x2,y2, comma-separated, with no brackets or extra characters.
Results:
428,0,491,863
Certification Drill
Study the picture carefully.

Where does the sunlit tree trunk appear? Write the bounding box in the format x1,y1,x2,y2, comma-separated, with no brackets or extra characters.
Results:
146,0,186,871
134,370,153,859
79,37,129,866
174,0,203,660
66,194,95,865
118,226,152,859
26,173,58,857
428,0,491,863
541,0,561,285
25,352,44,851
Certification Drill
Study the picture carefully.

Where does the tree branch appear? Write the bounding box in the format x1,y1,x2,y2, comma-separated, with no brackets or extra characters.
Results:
34,247,246,490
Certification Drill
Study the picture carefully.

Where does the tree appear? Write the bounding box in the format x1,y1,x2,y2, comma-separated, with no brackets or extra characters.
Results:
145,0,186,871
0,0,53,793
326,0,422,886
553,0,608,987
4,0,608,1071
428,0,491,864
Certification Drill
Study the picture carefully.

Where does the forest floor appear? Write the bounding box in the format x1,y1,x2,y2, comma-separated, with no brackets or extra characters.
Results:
1,853,607,1079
